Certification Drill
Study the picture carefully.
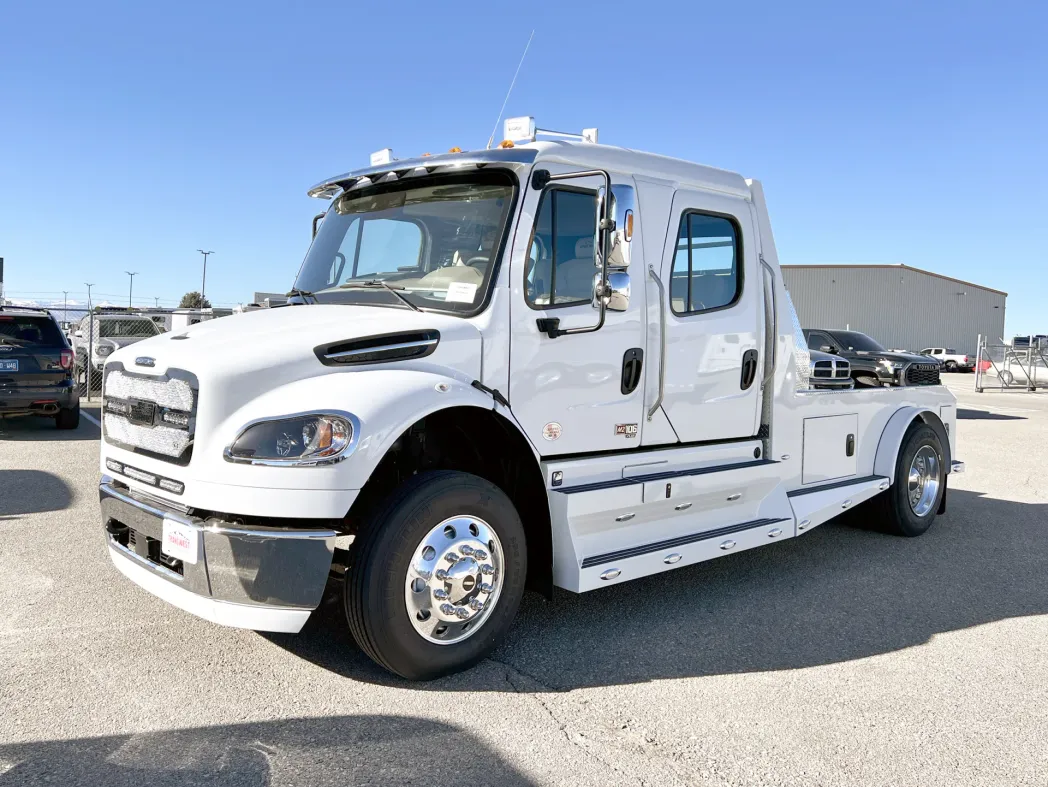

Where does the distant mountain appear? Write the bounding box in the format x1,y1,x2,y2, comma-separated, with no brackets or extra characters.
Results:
1,297,118,324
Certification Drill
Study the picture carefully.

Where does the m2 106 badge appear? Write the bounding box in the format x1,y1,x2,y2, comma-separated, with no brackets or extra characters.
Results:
615,423,638,439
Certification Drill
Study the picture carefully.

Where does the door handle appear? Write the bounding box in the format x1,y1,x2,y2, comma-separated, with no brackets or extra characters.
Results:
621,348,644,394
741,349,759,390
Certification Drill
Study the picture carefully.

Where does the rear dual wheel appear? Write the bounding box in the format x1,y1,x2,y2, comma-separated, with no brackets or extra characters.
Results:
344,470,527,680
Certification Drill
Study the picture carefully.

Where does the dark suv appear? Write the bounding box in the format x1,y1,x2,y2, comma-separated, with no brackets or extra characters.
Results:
0,306,80,428
803,328,940,388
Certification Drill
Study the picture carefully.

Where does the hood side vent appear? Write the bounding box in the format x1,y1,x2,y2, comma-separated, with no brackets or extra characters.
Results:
316,330,440,367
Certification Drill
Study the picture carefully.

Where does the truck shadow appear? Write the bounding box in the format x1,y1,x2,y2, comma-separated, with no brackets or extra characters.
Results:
0,409,100,442
269,488,1048,691
0,470,73,518
0,714,535,786
957,408,1025,421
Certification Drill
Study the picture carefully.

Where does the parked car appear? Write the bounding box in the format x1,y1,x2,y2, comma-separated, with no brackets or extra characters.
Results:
920,347,973,372
0,305,79,428
804,328,941,387
73,313,162,388
808,349,854,390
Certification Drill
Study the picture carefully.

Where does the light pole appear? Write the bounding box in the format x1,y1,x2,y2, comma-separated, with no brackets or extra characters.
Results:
84,283,95,398
197,250,214,303
62,290,68,325
125,271,139,308
154,296,160,308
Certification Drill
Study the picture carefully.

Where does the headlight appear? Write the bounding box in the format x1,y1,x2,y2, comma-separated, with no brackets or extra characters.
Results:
225,413,355,466
95,344,114,357
880,359,903,371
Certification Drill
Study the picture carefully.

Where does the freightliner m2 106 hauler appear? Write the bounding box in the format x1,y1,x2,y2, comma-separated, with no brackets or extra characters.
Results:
98,119,964,679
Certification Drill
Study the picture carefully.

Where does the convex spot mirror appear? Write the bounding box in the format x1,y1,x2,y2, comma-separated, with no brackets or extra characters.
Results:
595,185,635,270
592,270,630,312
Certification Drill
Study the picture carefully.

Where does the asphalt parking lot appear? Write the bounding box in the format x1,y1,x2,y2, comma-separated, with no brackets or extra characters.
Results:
2,377,1047,786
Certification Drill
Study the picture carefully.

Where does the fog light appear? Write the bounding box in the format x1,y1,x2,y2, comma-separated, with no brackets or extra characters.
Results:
105,458,123,474
124,466,157,485
158,478,185,494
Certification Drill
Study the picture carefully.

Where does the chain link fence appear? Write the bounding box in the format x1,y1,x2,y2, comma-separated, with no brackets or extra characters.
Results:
974,335,1048,392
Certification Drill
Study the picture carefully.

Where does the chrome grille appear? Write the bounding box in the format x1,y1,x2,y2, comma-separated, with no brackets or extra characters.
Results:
103,368,196,463
811,358,850,379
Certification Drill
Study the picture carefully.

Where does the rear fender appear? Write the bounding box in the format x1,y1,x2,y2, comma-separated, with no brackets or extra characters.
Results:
874,406,951,483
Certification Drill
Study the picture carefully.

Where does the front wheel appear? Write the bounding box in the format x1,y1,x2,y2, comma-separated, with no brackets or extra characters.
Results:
870,423,946,537
944,360,957,372
344,470,527,680
854,373,881,388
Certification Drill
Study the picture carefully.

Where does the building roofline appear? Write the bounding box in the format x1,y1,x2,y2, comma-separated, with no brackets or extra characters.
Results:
780,263,1007,297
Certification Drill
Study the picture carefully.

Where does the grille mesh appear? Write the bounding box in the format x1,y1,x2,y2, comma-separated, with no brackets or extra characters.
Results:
906,364,941,386
105,371,194,411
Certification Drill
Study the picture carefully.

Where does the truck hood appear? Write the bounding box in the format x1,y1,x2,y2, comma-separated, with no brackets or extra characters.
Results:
105,305,484,405
852,350,935,365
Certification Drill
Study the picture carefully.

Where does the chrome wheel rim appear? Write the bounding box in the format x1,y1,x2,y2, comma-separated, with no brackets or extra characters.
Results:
907,445,941,516
404,515,504,645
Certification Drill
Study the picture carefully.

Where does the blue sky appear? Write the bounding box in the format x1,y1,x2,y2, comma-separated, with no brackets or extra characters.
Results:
1,0,1044,334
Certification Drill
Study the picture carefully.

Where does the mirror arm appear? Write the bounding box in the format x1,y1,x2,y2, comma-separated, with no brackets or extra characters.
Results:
311,213,325,239
538,169,613,339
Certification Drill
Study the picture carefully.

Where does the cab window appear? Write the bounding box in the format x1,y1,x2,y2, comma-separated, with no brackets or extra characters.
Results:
525,189,598,308
670,212,740,315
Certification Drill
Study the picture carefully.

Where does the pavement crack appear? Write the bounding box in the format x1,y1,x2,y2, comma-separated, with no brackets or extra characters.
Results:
492,657,648,786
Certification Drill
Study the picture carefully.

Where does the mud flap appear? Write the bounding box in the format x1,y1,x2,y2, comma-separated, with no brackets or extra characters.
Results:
937,474,948,515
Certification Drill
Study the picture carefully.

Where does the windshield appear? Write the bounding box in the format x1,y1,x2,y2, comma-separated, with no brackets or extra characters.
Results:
293,172,516,314
831,330,885,352
96,318,160,338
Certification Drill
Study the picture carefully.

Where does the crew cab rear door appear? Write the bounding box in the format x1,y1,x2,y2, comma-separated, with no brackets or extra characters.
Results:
652,188,762,443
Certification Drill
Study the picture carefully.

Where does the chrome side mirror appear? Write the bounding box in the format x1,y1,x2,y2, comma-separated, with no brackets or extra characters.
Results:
593,271,630,311
608,185,634,269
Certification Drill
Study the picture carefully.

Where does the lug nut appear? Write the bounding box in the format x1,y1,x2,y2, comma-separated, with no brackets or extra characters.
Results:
435,569,449,581
440,603,456,616
480,564,495,575
469,599,484,611
459,545,474,556
455,607,471,620
479,583,493,594
473,549,488,560
444,552,458,563
433,588,449,600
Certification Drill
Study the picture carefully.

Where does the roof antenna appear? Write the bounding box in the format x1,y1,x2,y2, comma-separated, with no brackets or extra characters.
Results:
486,30,535,150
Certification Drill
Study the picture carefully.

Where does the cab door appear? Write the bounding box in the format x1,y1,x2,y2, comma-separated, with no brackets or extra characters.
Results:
654,189,762,443
508,168,647,455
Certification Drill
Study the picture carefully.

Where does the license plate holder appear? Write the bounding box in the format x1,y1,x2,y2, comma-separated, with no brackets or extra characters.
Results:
128,399,156,425
0,360,18,372
161,518,199,565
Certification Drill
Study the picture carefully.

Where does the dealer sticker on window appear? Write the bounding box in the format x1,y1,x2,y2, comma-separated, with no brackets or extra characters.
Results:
161,518,199,565
444,282,477,303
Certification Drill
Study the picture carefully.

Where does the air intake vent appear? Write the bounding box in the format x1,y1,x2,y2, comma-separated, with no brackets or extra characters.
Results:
316,330,440,367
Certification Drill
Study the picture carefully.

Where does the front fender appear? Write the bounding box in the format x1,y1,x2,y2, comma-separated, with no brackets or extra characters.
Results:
874,406,952,482
211,369,498,491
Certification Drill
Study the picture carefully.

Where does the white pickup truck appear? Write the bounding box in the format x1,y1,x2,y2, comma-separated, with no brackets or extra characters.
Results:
98,118,963,680
920,347,974,372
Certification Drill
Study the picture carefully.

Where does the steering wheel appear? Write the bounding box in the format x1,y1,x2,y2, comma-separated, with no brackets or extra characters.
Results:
465,256,490,268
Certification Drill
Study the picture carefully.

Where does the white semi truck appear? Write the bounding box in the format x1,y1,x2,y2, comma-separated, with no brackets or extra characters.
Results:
98,119,963,679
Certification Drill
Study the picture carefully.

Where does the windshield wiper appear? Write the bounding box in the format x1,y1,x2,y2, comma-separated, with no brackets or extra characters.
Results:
339,280,421,312
285,288,317,304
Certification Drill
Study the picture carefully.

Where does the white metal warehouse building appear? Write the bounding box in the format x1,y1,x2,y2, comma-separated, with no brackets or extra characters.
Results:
781,264,1007,355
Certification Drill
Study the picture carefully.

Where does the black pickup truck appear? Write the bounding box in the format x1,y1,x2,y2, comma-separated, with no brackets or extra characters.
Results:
803,328,940,388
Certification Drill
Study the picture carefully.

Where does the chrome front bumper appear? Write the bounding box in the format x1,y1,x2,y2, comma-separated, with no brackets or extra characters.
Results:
100,478,337,633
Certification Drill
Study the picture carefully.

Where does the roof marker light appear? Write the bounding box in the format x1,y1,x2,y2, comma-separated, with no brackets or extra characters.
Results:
369,148,394,166
448,147,462,153
499,139,515,148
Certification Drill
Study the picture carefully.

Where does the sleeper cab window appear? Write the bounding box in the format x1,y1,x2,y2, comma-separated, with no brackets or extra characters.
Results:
669,212,741,315
525,189,598,308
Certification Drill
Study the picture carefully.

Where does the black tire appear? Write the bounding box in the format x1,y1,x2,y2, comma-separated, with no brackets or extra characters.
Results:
944,360,957,372
344,470,527,680
869,423,945,537
55,404,80,430
854,373,880,388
